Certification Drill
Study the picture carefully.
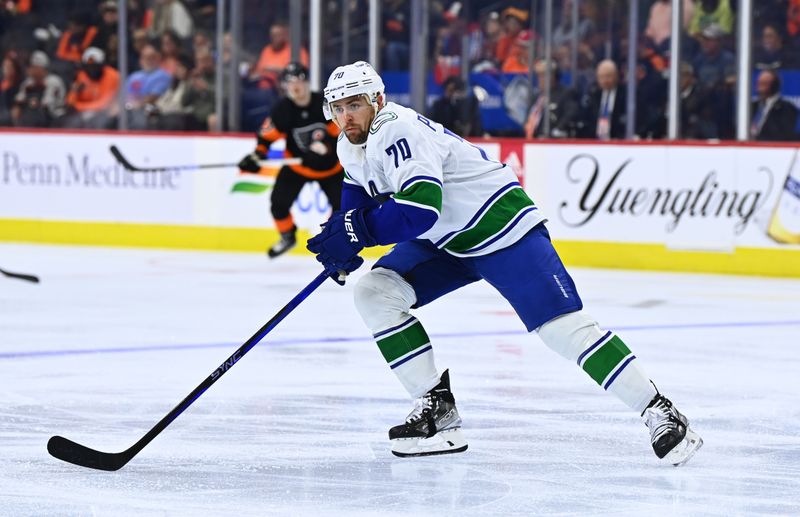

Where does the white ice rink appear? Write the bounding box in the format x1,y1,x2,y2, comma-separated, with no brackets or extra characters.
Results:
1,242,799,516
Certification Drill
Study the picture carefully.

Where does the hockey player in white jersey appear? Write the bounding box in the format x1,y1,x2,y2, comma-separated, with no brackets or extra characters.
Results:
307,61,702,465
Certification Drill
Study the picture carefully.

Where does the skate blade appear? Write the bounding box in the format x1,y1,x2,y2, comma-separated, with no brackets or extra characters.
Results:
267,243,296,258
664,427,703,466
391,428,468,458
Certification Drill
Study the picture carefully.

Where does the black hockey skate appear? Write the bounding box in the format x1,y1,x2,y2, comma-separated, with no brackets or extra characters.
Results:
390,370,468,457
267,227,297,258
642,393,703,466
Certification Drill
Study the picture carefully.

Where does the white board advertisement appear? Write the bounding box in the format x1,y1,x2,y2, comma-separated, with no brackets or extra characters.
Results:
527,143,797,251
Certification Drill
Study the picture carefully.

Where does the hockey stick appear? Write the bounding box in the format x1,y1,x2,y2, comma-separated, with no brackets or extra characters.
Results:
48,270,330,471
109,145,301,172
0,267,40,283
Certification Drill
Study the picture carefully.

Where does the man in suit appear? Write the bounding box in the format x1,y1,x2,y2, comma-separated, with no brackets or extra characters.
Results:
579,59,627,140
751,69,799,142
523,59,579,139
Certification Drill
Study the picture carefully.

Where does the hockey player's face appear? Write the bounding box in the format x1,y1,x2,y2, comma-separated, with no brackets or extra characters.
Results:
284,78,311,105
331,95,374,145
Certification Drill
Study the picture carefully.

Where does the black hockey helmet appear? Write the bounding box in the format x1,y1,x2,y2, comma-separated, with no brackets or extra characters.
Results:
281,62,309,82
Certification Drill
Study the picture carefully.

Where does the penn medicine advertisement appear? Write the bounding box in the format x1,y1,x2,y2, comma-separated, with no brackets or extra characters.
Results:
1,132,797,272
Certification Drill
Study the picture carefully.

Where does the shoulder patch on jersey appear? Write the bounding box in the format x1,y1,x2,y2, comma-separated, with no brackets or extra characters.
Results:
370,111,398,134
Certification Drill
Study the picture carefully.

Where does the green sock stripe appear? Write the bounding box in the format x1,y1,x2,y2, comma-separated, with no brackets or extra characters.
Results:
377,321,431,364
581,335,633,385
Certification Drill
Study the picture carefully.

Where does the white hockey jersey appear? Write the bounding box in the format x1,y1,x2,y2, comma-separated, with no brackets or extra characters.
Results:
337,101,546,257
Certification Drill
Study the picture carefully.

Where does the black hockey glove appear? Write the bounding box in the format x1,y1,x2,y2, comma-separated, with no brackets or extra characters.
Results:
238,152,262,173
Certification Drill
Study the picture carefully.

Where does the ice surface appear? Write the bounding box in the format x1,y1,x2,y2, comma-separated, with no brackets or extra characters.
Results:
1,243,799,516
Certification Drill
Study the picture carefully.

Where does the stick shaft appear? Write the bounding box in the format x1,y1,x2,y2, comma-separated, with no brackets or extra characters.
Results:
110,145,300,172
48,270,331,470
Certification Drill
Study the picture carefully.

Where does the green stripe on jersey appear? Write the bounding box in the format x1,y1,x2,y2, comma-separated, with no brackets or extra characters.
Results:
444,187,534,253
377,320,431,364
393,181,443,212
581,335,632,385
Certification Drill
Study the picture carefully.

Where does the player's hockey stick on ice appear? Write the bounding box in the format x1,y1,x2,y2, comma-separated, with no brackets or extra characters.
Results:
109,145,301,172
0,267,39,283
48,270,331,471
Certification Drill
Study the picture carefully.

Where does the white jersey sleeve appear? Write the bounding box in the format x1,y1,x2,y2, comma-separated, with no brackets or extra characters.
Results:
366,110,444,217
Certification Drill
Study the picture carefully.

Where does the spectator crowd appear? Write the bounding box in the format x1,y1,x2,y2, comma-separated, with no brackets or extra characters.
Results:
1,0,798,141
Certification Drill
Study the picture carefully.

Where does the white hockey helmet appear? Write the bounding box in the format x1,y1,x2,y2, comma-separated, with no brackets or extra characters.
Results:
322,61,385,120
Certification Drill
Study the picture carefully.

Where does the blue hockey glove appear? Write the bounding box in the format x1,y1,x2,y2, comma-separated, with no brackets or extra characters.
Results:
307,209,376,283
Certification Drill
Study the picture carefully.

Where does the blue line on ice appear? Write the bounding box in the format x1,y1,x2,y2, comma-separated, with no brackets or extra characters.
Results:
2,319,799,360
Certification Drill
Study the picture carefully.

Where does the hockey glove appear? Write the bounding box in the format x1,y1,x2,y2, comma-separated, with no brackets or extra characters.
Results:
307,209,376,283
238,152,262,173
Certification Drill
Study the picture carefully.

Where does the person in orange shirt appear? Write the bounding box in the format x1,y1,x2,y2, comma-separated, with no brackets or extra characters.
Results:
63,47,120,129
495,7,529,65
501,29,533,73
252,21,309,90
56,12,98,64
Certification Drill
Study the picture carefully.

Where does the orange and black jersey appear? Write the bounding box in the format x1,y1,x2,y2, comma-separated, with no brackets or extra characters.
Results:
255,92,342,179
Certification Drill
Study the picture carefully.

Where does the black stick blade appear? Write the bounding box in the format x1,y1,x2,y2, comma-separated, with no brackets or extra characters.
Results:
0,268,39,283
109,145,141,172
47,435,130,471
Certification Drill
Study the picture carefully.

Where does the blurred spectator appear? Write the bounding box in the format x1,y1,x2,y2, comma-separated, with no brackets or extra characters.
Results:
433,2,466,84
159,30,183,75
495,7,529,66
502,30,533,74
132,28,150,60
62,47,119,129
253,21,308,89
635,58,668,139
469,11,502,73
383,0,411,71
688,0,734,37
691,24,735,138
645,0,696,52
751,69,799,141
578,59,627,140
12,51,66,127
55,11,98,64
92,1,119,58
788,0,800,47
182,48,215,130
753,1,788,33
147,0,194,40
428,75,483,137
148,53,193,130
125,44,172,128
692,24,735,90
190,0,217,33
645,0,673,52
553,0,595,50
679,62,717,139
1,51,24,126
524,60,579,139
192,30,212,56
754,24,795,70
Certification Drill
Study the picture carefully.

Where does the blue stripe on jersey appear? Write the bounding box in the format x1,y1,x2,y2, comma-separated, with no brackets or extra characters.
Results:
462,205,539,254
433,181,521,247
400,175,443,191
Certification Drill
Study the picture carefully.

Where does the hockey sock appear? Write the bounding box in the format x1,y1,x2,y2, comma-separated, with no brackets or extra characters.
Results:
537,310,657,413
354,268,440,398
374,316,439,398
